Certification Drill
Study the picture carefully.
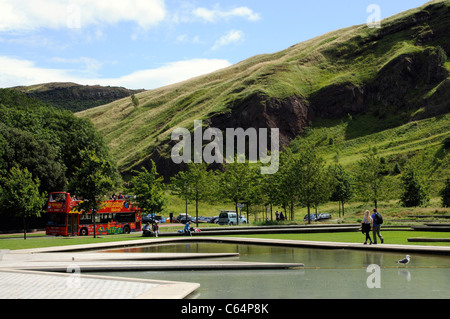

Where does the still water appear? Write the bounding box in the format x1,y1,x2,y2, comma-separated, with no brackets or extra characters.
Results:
98,243,450,299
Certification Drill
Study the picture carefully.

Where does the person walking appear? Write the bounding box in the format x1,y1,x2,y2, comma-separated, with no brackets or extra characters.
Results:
152,221,159,237
362,210,373,245
371,208,384,244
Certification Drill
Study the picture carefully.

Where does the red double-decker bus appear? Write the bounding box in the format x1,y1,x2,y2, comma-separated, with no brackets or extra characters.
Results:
46,192,141,236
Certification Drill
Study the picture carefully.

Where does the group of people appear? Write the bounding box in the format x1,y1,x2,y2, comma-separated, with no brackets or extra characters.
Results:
142,221,159,237
361,208,384,245
110,193,125,200
275,211,285,221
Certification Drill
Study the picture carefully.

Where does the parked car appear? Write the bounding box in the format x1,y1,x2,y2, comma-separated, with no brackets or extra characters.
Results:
197,216,211,223
176,214,193,224
303,213,332,222
210,216,219,224
142,214,165,223
218,211,247,225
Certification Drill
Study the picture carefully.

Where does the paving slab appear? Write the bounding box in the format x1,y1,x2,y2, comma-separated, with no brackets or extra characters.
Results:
0,268,199,299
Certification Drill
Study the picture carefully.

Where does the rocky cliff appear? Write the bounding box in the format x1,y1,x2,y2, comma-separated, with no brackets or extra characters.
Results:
13,82,145,112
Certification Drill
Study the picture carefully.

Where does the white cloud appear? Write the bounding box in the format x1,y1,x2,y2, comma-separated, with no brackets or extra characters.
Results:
0,56,73,86
212,30,244,51
50,56,103,75
193,6,261,23
0,56,231,90
94,59,232,89
0,0,167,31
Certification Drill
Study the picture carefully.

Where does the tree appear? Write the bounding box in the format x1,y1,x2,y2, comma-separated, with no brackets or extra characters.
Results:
440,178,450,208
130,160,166,216
0,124,67,193
330,164,353,217
0,166,46,239
399,167,429,207
170,163,214,227
294,146,329,224
354,151,386,209
131,94,140,108
219,157,258,225
272,149,298,221
68,149,116,238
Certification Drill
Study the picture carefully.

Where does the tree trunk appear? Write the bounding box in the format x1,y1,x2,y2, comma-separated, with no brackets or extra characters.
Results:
307,205,311,224
93,211,97,239
22,215,27,240
195,192,199,228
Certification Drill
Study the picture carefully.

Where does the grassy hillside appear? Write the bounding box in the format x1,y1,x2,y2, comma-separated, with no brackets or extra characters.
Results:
77,0,450,181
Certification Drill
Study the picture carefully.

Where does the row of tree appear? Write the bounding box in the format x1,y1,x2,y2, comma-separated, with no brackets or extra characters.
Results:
128,143,449,226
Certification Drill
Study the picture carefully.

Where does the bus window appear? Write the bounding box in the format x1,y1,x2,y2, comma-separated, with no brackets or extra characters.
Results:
80,214,92,225
100,213,114,223
47,213,67,227
115,213,135,223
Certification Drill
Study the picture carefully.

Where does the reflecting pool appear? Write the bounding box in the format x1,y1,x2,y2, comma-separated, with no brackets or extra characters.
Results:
97,242,450,299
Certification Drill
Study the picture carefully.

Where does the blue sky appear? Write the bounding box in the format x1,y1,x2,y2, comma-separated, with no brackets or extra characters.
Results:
0,0,430,89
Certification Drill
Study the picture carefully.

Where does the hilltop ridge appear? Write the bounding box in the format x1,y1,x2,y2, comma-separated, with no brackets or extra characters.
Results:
13,82,145,113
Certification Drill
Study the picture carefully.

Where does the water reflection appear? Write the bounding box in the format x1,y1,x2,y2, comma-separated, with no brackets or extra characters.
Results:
100,242,450,299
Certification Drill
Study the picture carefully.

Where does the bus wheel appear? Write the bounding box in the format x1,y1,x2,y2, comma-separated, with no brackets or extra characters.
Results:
123,225,131,234
80,228,88,236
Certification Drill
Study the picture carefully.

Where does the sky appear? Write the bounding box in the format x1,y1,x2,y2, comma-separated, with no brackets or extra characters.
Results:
0,0,431,90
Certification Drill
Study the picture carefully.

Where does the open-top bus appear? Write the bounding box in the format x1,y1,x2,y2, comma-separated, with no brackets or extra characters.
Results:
46,192,141,236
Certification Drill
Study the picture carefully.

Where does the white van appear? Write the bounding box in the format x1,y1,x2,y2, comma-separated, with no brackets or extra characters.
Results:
218,211,247,225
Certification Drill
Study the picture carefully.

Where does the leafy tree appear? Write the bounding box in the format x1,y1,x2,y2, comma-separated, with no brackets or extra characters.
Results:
272,149,298,221
219,157,258,225
440,178,450,208
170,162,214,227
68,149,116,238
294,145,329,223
354,151,386,209
0,124,66,193
0,89,117,189
330,164,353,217
0,166,46,239
399,167,429,207
130,160,166,216
131,94,140,108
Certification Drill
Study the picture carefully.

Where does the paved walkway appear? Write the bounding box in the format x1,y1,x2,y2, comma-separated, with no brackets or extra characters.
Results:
1,235,449,299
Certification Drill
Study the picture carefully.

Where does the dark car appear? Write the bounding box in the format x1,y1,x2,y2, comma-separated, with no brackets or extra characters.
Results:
210,216,219,223
304,213,332,222
176,214,193,224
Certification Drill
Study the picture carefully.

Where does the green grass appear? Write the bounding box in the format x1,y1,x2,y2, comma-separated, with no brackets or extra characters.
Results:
76,0,450,175
0,233,146,250
228,231,450,246
290,113,450,195
1,230,449,251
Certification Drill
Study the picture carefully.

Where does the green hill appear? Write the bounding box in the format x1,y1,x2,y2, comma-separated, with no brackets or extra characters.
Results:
13,82,144,113
77,0,450,188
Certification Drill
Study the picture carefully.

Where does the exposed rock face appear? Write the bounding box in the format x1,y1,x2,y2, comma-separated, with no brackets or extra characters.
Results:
209,93,311,147
13,82,144,112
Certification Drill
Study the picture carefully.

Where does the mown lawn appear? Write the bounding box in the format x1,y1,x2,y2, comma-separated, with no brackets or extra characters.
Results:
227,231,450,246
1,230,449,251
